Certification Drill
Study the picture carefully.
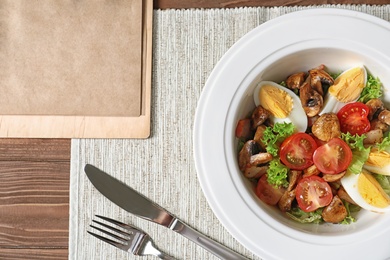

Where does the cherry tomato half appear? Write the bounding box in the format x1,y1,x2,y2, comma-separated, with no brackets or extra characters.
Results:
337,102,370,135
313,137,352,174
296,175,333,212
279,133,318,170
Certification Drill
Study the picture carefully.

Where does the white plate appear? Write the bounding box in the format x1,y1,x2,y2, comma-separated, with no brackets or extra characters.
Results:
194,8,390,260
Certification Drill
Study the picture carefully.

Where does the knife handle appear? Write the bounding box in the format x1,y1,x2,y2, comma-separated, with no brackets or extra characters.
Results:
170,218,247,260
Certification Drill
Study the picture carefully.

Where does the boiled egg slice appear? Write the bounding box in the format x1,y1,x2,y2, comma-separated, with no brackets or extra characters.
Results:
363,147,390,176
254,81,307,132
341,169,390,213
321,66,367,114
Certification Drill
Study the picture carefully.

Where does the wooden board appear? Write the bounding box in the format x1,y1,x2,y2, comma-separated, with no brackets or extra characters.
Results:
0,0,152,138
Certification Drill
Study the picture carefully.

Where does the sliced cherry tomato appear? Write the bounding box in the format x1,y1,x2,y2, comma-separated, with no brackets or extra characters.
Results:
279,133,317,170
296,175,333,212
337,102,370,135
255,174,286,206
235,119,252,140
313,137,352,174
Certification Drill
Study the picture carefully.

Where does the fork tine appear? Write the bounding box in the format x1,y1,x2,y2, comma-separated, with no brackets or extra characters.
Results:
95,215,127,227
95,215,139,233
92,219,130,237
87,230,123,248
90,223,127,243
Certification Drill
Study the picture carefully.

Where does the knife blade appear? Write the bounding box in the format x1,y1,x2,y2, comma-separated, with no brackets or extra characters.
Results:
84,164,247,260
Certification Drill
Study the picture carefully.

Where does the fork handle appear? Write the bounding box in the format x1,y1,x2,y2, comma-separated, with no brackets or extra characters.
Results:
170,218,247,260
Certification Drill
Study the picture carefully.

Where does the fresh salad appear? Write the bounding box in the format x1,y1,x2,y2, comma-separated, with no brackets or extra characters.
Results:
236,64,390,224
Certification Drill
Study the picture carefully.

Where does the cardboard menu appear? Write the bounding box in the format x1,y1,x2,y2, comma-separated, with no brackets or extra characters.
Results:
0,0,152,138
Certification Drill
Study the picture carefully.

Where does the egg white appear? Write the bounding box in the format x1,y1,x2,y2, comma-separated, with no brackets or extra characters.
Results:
253,81,307,132
341,170,390,213
363,147,390,176
321,65,367,114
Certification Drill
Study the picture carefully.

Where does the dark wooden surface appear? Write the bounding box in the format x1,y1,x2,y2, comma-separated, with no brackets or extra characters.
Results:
1,1,390,259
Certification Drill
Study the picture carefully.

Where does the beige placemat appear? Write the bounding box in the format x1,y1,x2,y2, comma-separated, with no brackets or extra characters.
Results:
69,5,390,259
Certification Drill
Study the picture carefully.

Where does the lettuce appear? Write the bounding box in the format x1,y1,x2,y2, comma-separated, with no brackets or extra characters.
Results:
374,174,390,196
286,207,323,224
267,158,289,188
358,75,383,103
376,132,390,152
340,201,360,225
341,133,370,174
262,122,295,156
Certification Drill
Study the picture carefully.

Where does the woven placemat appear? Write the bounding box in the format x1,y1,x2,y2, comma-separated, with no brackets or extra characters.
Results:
69,5,390,259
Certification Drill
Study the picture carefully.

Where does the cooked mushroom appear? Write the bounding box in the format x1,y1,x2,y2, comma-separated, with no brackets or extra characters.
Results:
299,81,324,117
309,69,334,96
238,140,261,172
303,164,320,178
378,109,390,125
370,118,389,132
321,195,348,223
337,186,357,205
311,113,341,142
238,140,273,177
252,105,270,129
278,189,296,212
253,125,267,150
322,171,346,182
366,98,384,120
286,72,306,90
363,129,383,145
287,170,302,191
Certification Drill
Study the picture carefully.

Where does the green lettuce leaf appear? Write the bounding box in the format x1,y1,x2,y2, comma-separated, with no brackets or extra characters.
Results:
286,207,323,224
374,174,390,196
341,133,370,174
267,158,289,188
262,122,295,157
358,75,383,103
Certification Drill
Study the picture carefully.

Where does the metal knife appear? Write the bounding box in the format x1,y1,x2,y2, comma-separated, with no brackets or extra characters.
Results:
84,164,247,260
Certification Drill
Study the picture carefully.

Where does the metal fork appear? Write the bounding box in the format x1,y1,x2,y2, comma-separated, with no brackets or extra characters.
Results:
88,215,175,259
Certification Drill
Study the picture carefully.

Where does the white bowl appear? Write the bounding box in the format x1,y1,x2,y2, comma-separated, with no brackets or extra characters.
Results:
194,8,390,260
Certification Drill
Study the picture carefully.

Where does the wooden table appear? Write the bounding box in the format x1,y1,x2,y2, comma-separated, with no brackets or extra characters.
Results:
1,1,389,259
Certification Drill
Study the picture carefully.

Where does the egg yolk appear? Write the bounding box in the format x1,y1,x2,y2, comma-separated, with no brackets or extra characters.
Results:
329,67,365,102
358,170,390,208
366,149,390,168
259,85,293,118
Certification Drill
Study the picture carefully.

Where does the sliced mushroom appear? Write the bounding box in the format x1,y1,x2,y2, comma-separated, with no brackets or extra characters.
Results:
378,109,390,125
238,140,261,172
303,164,320,178
278,189,296,212
363,129,383,146
287,170,302,191
299,81,324,117
366,98,384,120
370,118,389,132
322,171,346,182
337,186,357,205
311,113,341,142
253,125,267,150
286,72,306,90
309,69,334,96
321,195,348,223
249,152,273,166
251,105,270,129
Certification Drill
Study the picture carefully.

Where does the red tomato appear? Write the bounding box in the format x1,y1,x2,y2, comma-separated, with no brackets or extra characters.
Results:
279,133,318,170
235,119,252,140
313,138,352,174
255,174,286,206
337,102,370,135
296,175,333,212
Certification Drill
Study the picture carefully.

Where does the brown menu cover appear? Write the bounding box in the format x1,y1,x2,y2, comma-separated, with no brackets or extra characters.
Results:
0,0,152,138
